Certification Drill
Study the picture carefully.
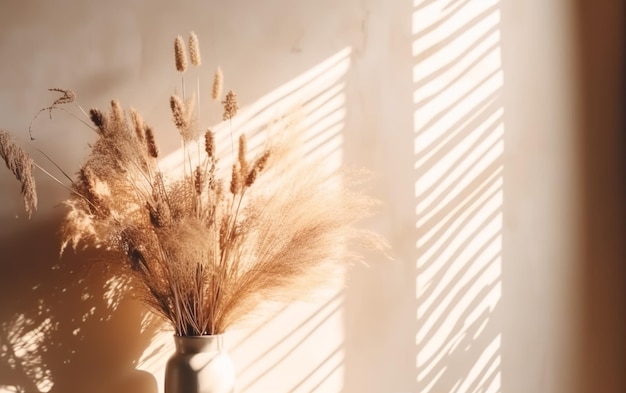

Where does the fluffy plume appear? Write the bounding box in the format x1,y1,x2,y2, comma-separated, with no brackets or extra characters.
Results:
89,108,106,130
205,129,215,159
194,166,203,195
0,129,37,217
174,35,187,72
189,32,201,66
222,90,238,121
145,126,159,158
238,134,248,177
169,95,198,143
246,150,270,187
212,67,223,101
130,108,145,141
110,99,125,125
230,163,242,195
170,95,188,130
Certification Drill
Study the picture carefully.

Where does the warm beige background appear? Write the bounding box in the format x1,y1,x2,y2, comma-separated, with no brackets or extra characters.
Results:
0,1,623,393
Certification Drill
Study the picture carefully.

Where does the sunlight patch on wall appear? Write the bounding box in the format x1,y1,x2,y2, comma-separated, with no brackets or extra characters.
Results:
159,47,351,176
0,314,56,392
413,0,503,392
138,47,352,393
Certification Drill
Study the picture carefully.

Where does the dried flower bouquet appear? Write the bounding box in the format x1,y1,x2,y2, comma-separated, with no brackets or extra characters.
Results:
1,32,381,337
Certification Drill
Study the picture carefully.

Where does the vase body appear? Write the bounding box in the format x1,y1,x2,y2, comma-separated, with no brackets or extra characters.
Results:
165,335,235,393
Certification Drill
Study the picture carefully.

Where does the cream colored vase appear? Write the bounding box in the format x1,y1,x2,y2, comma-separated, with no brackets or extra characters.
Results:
165,335,235,393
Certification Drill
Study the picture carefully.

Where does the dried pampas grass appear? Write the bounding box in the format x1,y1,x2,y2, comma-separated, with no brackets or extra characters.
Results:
2,31,385,336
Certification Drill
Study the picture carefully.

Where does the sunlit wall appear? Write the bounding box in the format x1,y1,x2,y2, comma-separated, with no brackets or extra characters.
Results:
413,1,503,391
1,1,619,393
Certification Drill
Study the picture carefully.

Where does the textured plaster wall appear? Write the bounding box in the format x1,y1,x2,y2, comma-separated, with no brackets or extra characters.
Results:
1,1,622,393
0,1,414,392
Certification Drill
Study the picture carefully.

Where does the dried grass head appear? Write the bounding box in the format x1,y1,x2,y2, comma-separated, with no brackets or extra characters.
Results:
0,129,37,217
174,35,188,73
188,31,201,67
212,67,223,101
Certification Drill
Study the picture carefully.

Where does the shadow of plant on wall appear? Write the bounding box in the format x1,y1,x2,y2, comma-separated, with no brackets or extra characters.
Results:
0,214,160,393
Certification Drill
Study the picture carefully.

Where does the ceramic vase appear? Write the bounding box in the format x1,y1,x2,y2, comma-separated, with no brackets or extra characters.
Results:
165,334,235,393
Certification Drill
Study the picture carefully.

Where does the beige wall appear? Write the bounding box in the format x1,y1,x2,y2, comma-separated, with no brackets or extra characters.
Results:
0,1,623,393
500,0,581,392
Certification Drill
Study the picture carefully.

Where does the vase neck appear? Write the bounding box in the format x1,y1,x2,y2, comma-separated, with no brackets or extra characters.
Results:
173,335,224,354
